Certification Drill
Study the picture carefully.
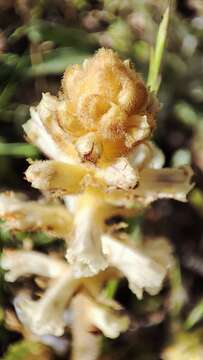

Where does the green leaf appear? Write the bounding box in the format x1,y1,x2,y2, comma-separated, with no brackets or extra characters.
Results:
147,6,170,93
105,279,118,299
29,47,91,76
185,298,203,330
0,143,39,158
11,20,96,49
169,259,187,317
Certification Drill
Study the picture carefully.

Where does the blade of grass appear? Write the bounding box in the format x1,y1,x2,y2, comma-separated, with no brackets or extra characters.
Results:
105,279,118,299
0,143,39,158
147,5,170,93
185,298,203,329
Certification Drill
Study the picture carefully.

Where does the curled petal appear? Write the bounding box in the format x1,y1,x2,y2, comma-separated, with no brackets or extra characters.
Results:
145,142,165,169
102,235,172,299
24,93,79,163
66,190,109,277
85,296,129,339
134,166,194,205
125,115,151,148
0,192,72,237
72,293,129,341
1,250,67,282
128,141,165,170
96,157,139,190
59,48,155,161
14,270,80,336
75,132,102,163
23,107,70,163
25,160,93,195
62,49,148,131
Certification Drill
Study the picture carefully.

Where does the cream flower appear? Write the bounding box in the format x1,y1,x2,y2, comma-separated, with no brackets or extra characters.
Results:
14,270,79,336
72,293,129,341
66,189,109,277
0,192,72,237
102,234,172,299
1,250,67,282
134,166,194,205
0,174,191,280
1,250,129,340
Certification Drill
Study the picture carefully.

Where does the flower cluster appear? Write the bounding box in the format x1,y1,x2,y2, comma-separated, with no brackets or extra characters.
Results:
0,49,193,357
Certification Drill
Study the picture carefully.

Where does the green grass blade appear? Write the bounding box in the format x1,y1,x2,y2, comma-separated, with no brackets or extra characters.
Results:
147,6,170,93
185,298,203,330
105,279,118,299
0,143,39,158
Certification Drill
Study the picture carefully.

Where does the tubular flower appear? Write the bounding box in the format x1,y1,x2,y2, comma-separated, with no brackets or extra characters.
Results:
102,235,172,299
0,192,73,237
1,250,129,341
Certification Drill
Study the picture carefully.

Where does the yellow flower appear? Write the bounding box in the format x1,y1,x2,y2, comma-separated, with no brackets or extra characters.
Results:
61,49,154,154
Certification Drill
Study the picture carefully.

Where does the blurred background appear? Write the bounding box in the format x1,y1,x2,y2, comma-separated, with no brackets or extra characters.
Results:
0,0,203,359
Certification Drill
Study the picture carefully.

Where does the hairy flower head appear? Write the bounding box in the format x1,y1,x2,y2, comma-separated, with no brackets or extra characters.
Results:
23,49,160,193
61,48,155,157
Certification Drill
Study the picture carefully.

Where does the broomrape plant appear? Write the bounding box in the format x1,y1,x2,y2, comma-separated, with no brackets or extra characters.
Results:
0,8,194,360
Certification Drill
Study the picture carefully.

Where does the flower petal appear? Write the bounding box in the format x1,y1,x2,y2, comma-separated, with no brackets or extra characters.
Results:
72,293,129,340
14,269,80,336
134,166,194,205
24,93,79,163
96,157,139,190
66,190,108,277
102,235,172,299
128,141,165,170
1,250,67,282
25,160,93,195
23,108,70,163
0,192,72,237
71,293,102,360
